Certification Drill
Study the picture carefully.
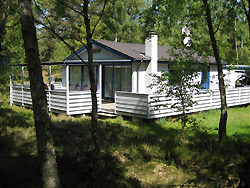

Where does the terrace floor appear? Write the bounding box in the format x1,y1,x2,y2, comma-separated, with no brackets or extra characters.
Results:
98,102,117,118
101,102,115,113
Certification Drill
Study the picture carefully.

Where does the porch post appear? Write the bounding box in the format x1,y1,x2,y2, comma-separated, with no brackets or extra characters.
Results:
99,64,102,109
114,92,117,114
49,65,51,87
147,94,151,119
66,64,69,115
21,66,24,106
10,74,13,106
48,65,51,112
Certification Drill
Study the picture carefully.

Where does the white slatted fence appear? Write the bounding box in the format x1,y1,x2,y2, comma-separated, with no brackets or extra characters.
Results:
11,83,101,115
115,87,250,119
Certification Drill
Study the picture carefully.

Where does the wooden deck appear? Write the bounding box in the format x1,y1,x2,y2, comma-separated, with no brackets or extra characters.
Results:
101,102,115,113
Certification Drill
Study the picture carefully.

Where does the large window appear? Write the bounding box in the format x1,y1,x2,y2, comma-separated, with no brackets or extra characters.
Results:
69,65,97,91
69,66,81,91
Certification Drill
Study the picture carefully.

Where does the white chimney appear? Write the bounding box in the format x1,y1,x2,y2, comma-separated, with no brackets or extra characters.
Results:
145,31,158,93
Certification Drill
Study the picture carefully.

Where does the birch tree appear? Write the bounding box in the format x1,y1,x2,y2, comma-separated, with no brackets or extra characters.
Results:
18,0,60,187
241,0,250,39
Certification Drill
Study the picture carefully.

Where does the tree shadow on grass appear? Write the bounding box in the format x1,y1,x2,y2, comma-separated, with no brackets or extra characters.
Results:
0,106,142,188
51,119,142,188
172,127,250,187
0,152,42,188
0,107,41,188
122,118,250,187
1,104,249,187
50,117,191,187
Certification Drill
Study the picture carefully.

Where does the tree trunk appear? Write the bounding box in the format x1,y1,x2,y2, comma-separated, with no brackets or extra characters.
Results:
235,18,239,63
0,0,7,52
242,0,250,40
83,0,100,173
18,0,61,187
202,0,227,141
247,0,250,39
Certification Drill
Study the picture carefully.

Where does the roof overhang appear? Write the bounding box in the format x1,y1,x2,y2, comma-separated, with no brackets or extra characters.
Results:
64,40,136,61
9,59,134,67
224,65,250,72
64,59,133,65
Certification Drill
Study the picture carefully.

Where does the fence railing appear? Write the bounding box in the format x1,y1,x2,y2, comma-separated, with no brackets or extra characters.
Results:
67,91,101,115
115,87,250,119
11,83,101,115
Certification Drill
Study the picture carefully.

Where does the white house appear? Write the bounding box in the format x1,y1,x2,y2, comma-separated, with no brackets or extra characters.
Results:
10,32,250,118
62,32,219,101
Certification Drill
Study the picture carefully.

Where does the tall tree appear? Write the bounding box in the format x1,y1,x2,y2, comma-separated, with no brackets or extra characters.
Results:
0,0,8,52
202,0,227,141
145,0,230,140
82,0,101,175
34,0,108,181
241,0,250,39
18,0,60,187
143,0,250,65
237,0,250,65
101,0,146,43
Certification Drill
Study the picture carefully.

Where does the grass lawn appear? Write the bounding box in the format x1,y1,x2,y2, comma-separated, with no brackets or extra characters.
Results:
0,98,249,187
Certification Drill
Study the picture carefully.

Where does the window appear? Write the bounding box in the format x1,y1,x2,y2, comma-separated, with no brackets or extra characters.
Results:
69,65,97,91
69,66,81,91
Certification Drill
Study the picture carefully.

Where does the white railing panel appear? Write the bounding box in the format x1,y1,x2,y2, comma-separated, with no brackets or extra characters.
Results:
115,87,250,119
115,92,149,118
12,84,68,113
68,91,101,114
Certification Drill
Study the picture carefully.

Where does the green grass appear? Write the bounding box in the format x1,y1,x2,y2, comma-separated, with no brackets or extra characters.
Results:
194,106,250,141
0,100,250,187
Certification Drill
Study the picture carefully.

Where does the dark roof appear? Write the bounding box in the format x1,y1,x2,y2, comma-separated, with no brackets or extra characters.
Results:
66,39,219,64
94,39,172,61
93,39,218,64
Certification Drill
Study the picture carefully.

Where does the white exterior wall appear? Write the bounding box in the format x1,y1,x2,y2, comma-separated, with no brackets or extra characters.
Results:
224,69,245,88
132,62,169,94
132,63,146,93
209,65,245,89
145,33,158,93
209,65,219,90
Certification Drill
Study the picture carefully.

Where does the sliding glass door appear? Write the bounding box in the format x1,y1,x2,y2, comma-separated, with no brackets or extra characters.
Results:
103,65,131,101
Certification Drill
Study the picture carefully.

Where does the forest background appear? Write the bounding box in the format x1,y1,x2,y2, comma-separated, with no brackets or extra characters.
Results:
1,1,250,187
1,0,250,98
